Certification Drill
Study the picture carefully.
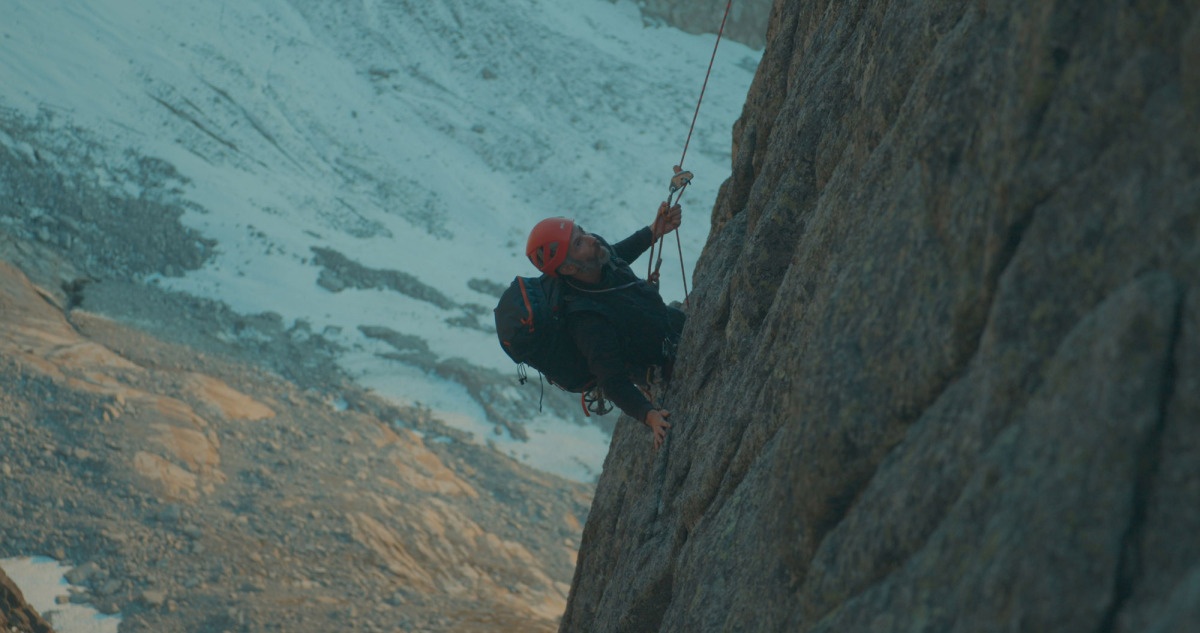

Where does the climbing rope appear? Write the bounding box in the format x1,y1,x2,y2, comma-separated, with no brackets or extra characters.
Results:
648,0,734,306
679,0,733,171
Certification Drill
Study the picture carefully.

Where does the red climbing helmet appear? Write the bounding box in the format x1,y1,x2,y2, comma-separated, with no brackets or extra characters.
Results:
526,217,574,277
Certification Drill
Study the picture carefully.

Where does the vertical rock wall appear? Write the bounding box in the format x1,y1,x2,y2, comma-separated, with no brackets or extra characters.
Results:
563,0,1200,631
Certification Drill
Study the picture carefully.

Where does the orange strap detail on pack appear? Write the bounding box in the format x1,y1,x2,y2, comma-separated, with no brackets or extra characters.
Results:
517,277,534,331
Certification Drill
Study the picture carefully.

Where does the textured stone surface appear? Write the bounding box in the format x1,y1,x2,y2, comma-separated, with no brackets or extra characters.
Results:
0,564,54,633
634,0,773,49
561,0,1200,631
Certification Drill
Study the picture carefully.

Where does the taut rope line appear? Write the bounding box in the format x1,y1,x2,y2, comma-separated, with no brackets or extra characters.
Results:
648,0,734,306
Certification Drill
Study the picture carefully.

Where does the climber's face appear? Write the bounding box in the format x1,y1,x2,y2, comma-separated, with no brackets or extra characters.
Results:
559,224,610,276
568,225,598,263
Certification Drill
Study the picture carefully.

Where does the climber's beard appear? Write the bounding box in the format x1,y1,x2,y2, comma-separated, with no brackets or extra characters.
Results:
569,243,611,272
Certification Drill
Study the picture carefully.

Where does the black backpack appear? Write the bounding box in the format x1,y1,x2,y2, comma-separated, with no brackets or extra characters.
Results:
494,275,594,392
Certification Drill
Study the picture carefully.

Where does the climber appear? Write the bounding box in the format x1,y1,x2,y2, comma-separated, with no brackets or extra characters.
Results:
526,204,685,449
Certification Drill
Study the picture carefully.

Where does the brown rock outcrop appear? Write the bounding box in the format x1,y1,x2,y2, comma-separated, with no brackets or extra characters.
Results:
0,565,53,633
563,0,1200,631
0,259,229,501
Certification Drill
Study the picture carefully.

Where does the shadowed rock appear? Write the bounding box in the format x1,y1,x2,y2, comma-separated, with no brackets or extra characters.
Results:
561,0,1200,630
0,564,54,633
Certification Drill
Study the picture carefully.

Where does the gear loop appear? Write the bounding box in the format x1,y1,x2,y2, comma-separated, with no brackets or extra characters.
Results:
581,387,613,417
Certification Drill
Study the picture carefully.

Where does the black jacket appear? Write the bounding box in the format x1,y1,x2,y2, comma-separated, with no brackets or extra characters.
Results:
563,227,686,423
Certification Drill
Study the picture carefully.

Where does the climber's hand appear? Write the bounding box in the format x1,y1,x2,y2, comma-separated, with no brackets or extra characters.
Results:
651,203,682,240
645,409,672,450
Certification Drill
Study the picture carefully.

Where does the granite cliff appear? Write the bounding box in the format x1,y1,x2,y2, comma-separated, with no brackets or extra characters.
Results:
562,1,1200,631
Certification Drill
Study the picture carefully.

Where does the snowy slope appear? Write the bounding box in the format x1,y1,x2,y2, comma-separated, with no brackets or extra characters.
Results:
0,0,758,481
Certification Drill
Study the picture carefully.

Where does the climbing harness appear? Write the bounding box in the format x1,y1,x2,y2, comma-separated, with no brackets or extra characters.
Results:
647,0,734,306
582,386,613,417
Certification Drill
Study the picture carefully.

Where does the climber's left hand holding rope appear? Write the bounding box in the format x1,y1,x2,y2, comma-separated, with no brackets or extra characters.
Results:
651,202,682,240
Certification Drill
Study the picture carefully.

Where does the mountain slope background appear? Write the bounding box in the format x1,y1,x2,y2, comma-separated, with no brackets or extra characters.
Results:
0,0,760,483
562,0,1200,631
0,227,592,632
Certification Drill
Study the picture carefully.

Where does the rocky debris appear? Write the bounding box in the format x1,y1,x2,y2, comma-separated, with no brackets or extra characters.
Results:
76,277,345,393
63,562,103,586
0,110,347,395
0,239,590,632
311,246,455,309
138,590,167,608
445,303,496,334
359,325,601,440
359,326,439,365
562,0,1200,631
632,0,772,49
311,246,497,334
0,112,214,283
0,109,360,400
0,564,54,633
467,277,507,298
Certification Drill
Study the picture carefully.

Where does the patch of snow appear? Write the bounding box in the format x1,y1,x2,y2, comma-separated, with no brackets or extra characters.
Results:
0,557,122,633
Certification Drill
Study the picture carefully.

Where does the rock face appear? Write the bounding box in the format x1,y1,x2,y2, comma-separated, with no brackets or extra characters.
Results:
563,1,1200,631
634,0,772,49
0,565,53,633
